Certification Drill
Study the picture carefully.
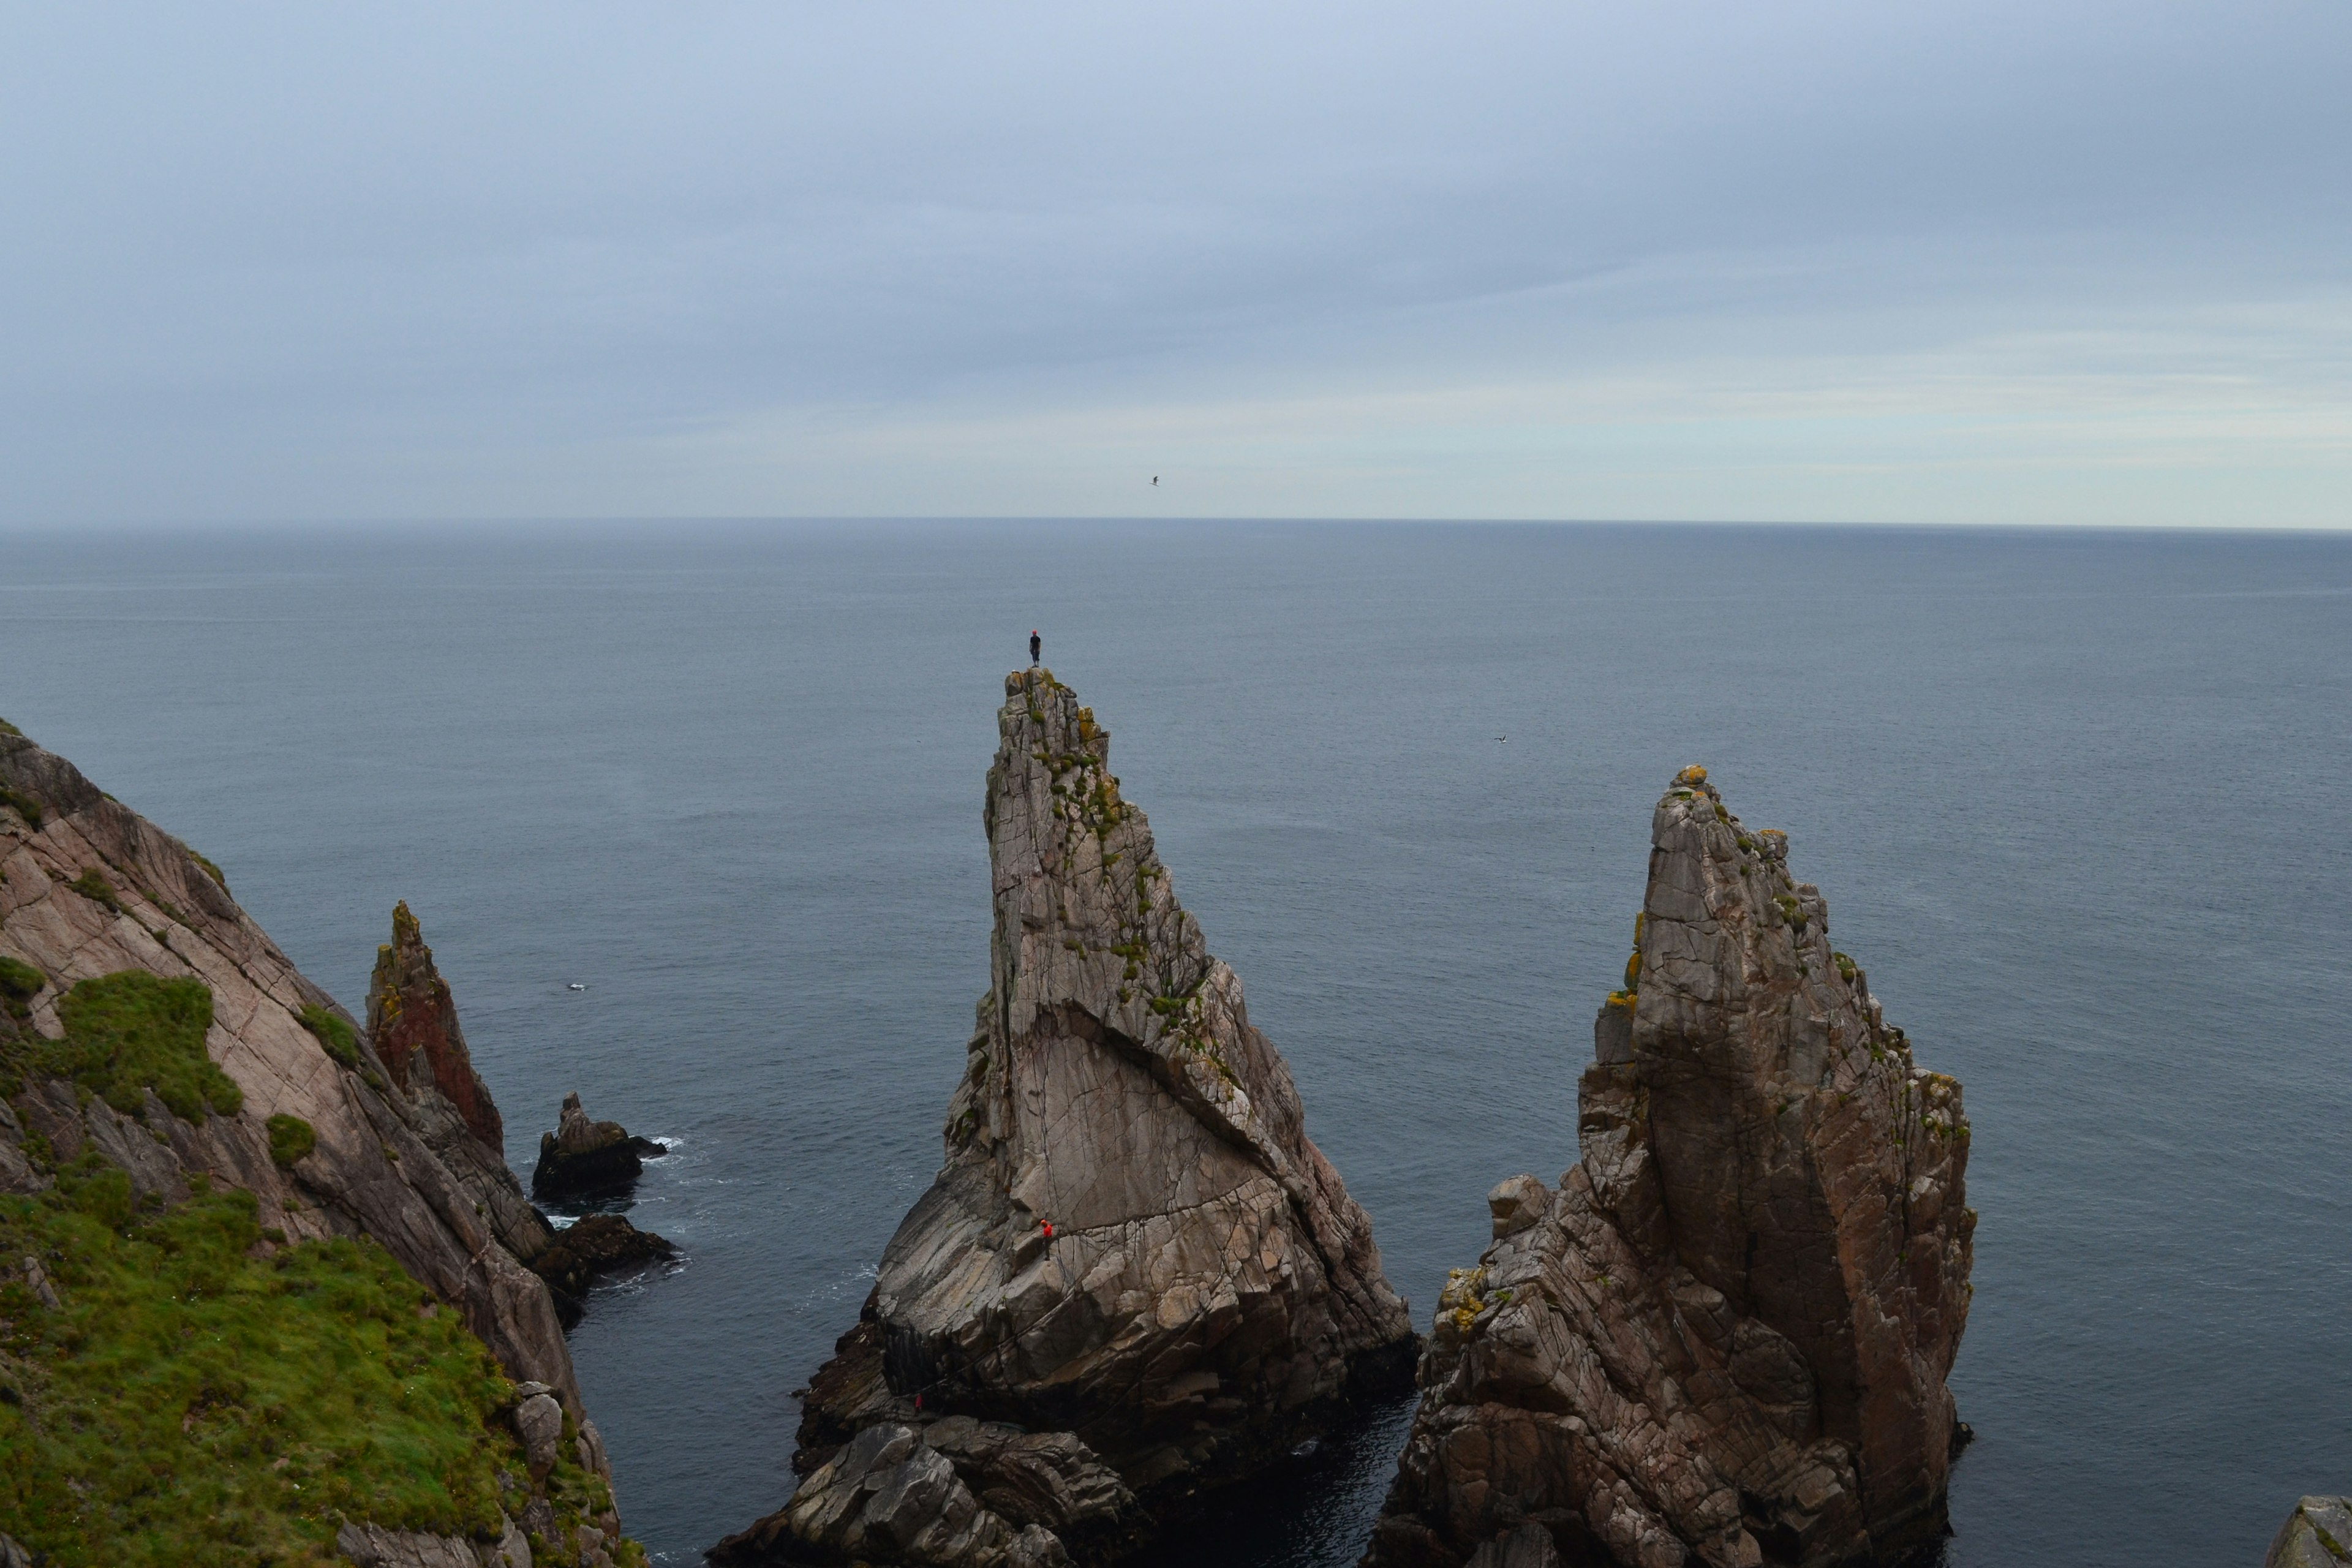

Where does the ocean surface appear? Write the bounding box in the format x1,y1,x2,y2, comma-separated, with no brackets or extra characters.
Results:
2,521,2347,1566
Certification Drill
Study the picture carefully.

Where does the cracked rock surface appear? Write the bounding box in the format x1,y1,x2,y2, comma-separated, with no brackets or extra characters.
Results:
1365,767,1975,1568
715,670,1414,1566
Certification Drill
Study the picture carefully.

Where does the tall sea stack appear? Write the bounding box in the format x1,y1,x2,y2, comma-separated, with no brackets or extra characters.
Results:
717,669,1414,1566
1365,767,1974,1568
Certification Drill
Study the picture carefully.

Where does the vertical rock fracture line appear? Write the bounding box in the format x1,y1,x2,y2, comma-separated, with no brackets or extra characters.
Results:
718,669,1414,1567
1366,767,1975,1568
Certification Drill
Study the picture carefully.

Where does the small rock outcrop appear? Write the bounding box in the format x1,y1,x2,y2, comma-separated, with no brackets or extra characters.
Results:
2269,1498,2352,1568
716,669,1415,1565
1365,767,1975,1568
533,1089,665,1200
531,1211,679,1329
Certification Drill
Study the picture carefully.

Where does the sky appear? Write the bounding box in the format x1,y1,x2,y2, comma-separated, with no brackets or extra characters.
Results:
2,1,2347,528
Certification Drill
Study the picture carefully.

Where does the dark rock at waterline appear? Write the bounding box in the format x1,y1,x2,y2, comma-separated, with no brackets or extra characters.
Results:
530,1212,677,1329
532,1090,664,1199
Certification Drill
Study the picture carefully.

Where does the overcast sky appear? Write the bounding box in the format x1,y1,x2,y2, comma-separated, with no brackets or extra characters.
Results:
3,2,2346,527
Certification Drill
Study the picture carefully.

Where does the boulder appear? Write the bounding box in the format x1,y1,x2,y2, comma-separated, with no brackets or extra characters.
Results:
721,670,1415,1563
1364,766,1976,1568
2268,1498,2352,1568
513,1390,566,1480
532,1091,665,1200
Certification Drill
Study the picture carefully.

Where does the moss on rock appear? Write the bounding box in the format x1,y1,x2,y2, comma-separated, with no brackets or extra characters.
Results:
44,971,243,1122
297,1004,359,1069
266,1114,317,1168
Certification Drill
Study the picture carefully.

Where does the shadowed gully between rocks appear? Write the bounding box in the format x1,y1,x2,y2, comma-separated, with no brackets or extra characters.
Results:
712,670,1419,1568
1362,767,1975,1568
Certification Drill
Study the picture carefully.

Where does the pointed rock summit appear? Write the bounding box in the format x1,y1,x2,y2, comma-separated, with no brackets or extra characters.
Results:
1366,767,1975,1568
718,669,1414,1564
369,900,503,1159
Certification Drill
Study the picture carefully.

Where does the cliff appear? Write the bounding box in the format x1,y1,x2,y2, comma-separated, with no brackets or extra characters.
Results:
0,720,635,1566
1365,767,1975,1568
716,669,1415,1566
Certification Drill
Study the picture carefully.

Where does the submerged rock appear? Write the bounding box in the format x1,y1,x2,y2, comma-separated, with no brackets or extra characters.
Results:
532,1089,665,1200
718,669,1415,1564
2268,1498,2352,1568
1365,767,1975,1568
531,1211,679,1329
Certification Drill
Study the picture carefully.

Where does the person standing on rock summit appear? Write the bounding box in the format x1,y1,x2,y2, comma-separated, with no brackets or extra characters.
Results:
1029,629,1040,665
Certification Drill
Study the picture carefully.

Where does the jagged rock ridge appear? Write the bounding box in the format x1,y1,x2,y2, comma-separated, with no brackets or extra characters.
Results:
717,669,1415,1565
1365,767,1975,1568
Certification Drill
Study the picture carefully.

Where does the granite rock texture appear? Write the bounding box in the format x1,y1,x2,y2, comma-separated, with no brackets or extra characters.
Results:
720,670,1414,1565
532,1090,665,1200
2268,1498,2352,1568
0,728,594,1438
1365,767,1975,1568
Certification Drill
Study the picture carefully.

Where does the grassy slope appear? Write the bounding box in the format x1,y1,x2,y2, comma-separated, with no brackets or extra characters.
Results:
0,967,637,1566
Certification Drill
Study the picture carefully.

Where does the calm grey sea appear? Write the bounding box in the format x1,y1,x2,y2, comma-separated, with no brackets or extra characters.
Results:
2,521,2346,1566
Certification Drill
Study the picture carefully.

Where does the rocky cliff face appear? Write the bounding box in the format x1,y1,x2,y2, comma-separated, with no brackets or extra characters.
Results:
718,669,1415,1565
0,723,631,1559
1365,767,1974,1568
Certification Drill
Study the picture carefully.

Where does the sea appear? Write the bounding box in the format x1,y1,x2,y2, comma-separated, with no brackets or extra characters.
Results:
1,520,2346,1567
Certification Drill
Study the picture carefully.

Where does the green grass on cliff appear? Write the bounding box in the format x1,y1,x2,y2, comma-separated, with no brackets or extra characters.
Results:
295,1004,358,1068
0,1175,522,1566
43,971,244,1122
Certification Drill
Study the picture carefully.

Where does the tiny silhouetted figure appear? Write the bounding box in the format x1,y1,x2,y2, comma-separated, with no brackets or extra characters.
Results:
1030,630,1041,665
1152,475,1159,486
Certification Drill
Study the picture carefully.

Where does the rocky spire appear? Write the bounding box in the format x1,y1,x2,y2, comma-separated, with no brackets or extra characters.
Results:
719,669,1414,1564
1366,767,1975,1568
367,900,503,1159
